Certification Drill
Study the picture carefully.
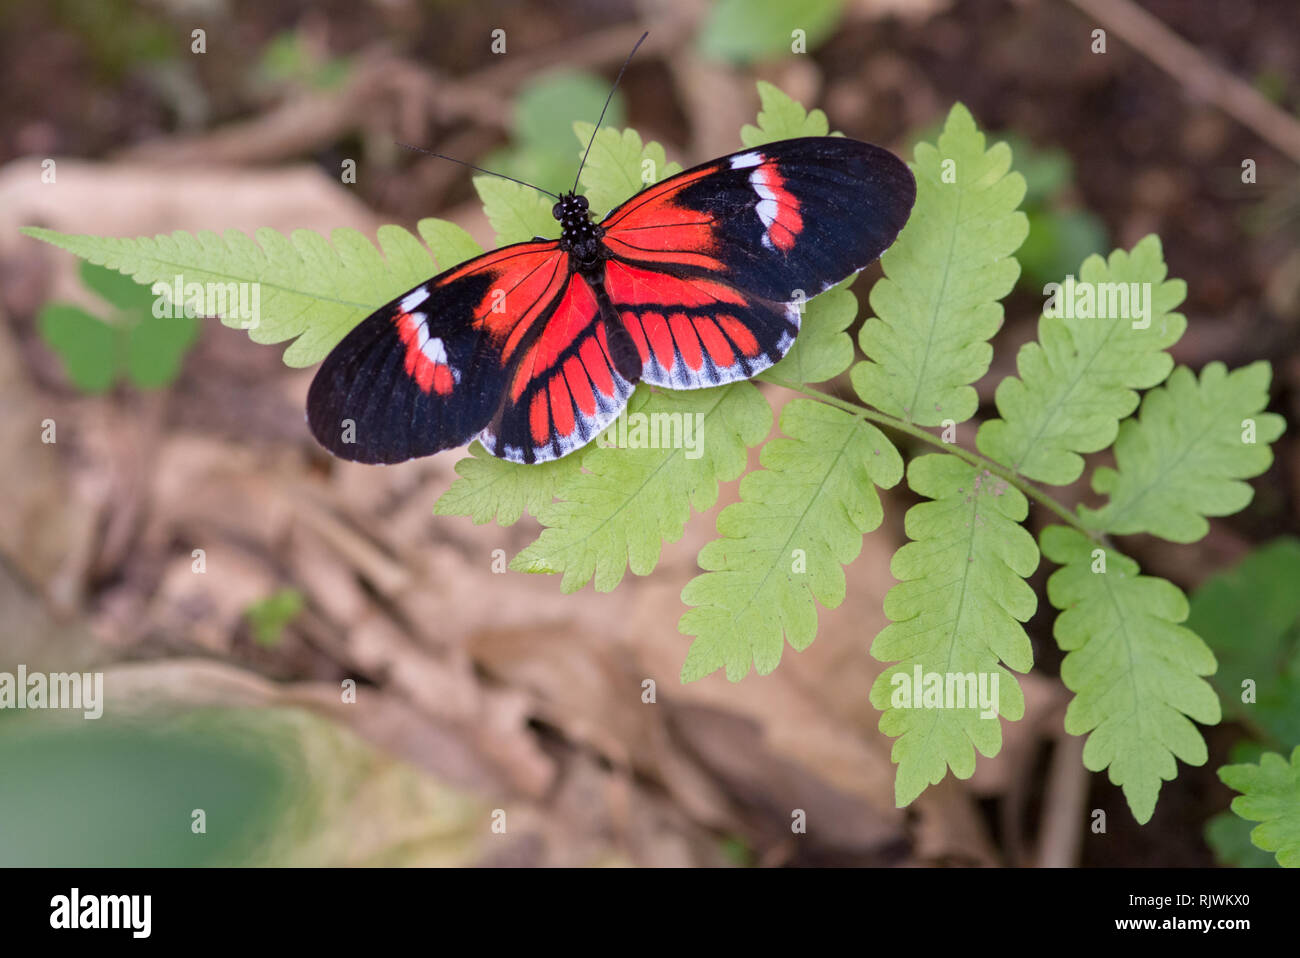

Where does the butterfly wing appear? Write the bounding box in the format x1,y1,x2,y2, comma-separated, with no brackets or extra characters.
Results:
599,136,916,388
307,240,575,463
476,273,639,464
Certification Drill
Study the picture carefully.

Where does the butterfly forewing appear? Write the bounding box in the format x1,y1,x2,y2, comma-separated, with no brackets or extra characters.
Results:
599,137,916,389
306,241,568,463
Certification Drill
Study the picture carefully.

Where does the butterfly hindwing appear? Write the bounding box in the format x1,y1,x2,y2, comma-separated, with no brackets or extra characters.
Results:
477,273,638,464
307,241,571,463
603,257,795,389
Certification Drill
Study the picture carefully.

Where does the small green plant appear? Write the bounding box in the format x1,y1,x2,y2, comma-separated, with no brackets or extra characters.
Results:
244,588,305,648
22,84,1286,828
1190,539,1300,867
37,261,198,393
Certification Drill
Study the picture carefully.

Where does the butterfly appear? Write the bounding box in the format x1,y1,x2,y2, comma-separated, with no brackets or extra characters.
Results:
307,45,915,466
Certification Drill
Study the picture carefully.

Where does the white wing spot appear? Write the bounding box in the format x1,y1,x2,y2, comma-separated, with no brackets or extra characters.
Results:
729,151,763,170
401,288,431,312
420,335,448,366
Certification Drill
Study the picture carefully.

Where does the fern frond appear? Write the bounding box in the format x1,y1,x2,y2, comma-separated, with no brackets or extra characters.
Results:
511,383,771,592
1079,361,1285,542
853,103,1028,426
740,81,831,147
1041,525,1221,823
433,441,582,526
680,400,903,681
977,236,1187,484
870,454,1038,805
21,220,482,368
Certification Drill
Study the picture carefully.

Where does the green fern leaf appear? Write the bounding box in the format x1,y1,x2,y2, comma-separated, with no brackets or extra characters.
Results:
740,80,831,147
473,177,558,247
870,454,1038,805
1041,525,1221,823
680,400,903,681
1079,362,1284,542
571,122,682,216
433,441,581,527
1219,747,1300,867
511,382,771,592
21,219,480,368
760,281,857,385
977,236,1188,483
853,103,1028,426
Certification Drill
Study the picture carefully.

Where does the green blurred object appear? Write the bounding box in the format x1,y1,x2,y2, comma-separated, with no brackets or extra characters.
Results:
256,31,352,92
995,133,1108,289
0,706,490,867
481,71,626,196
0,712,286,866
1187,538,1300,746
36,262,198,393
697,0,843,63
244,588,305,648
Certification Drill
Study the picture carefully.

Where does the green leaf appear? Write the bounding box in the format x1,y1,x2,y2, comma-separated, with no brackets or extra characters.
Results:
416,219,483,271
484,71,626,194
434,441,582,527
125,311,199,389
512,383,771,592
1218,746,1300,867
36,304,119,393
740,80,831,147
517,72,624,158
572,123,683,217
977,236,1188,484
1206,808,1281,868
853,103,1028,426
698,0,844,64
1187,537,1300,746
473,176,558,248
78,260,155,311
22,219,465,368
760,280,856,385
1018,208,1108,290
870,455,1038,804
1079,362,1284,542
1041,525,1221,823
244,588,305,647
680,399,903,681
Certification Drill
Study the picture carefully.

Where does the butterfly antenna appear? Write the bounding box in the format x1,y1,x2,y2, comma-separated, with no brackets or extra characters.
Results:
395,142,562,200
573,30,649,194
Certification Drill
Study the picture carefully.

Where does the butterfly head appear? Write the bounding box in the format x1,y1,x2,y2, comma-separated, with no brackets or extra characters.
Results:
554,192,605,268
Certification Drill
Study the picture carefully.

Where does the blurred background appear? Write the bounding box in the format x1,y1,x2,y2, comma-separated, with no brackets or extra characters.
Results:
0,0,1298,867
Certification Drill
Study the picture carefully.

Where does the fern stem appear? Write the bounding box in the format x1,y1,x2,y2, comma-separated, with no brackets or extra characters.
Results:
762,375,1101,540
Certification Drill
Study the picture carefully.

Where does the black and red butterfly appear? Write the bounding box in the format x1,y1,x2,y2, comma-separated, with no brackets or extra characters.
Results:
307,49,915,465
